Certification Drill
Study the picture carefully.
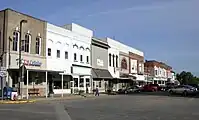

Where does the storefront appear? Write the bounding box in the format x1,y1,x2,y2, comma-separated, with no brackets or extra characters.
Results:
7,53,47,98
71,65,92,94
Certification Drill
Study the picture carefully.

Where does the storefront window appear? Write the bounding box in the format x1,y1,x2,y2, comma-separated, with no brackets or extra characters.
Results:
99,81,101,88
80,78,84,87
86,78,90,87
63,81,70,89
54,81,61,89
74,78,78,87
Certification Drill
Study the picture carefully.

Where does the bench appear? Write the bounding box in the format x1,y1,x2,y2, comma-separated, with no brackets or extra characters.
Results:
28,88,40,96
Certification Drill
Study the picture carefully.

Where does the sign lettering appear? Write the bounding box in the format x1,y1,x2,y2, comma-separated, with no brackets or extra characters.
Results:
16,58,42,67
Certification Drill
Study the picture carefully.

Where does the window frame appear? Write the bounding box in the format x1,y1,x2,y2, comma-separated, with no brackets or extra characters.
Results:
121,58,127,69
86,56,89,63
12,31,19,51
65,51,68,59
74,53,77,61
57,50,60,58
47,48,51,56
80,55,83,62
23,33,31,53
112,55,115,67
35,37,41,55
116,55,118,68
109,53,111,66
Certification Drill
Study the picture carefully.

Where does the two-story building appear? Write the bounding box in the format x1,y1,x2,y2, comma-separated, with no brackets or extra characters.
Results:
144,60,172,86
91,37,112,93
46,23,73,95
107,38,144,90
0,9,47,98
129,50,145,86
63,23,93,93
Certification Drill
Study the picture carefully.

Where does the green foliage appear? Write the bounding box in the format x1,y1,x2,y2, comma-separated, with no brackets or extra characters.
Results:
176,71,199,84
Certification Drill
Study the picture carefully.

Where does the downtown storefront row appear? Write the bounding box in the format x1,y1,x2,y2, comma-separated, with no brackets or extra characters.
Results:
0,8,159,99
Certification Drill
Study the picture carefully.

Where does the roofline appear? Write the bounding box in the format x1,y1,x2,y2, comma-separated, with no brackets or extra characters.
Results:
1,8,46,22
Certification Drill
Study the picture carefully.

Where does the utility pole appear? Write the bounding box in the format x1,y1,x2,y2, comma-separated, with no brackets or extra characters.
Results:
18,20,27,99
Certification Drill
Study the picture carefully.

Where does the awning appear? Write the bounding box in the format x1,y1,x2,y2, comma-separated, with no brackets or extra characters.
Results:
92,68,113,79
120,73,136,80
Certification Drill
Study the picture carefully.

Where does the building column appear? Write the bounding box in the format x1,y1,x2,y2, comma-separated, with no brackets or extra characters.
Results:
26,70,29,100
61,74,64,98
45,71,48,98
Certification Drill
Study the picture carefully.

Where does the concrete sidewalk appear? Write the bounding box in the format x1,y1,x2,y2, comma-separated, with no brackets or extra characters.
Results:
29,94,111,102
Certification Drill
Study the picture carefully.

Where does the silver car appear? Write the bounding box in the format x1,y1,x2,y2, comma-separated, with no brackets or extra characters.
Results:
168,85,198,96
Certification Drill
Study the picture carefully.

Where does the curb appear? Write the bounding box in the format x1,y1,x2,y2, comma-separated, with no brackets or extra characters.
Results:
0,100,36,104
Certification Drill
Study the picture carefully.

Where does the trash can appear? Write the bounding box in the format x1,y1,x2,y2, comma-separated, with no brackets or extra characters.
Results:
3,86,12,100
11,88,18,100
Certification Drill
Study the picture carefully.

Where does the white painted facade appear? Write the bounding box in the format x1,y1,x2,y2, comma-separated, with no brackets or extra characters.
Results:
46,23,73,73
63,23,93,93
152,66,167,85
46,23,73,94
107,38,120,78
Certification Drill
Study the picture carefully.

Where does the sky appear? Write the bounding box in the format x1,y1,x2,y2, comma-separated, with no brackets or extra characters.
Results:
0,0,199,75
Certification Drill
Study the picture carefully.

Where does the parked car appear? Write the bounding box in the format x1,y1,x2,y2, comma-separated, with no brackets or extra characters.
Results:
117,86,141,94
168,85,198,96
164,83,178,91
141,84,159,92
125,86,141,94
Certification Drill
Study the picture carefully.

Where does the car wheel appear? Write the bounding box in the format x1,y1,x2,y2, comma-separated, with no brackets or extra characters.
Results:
183,91,188,96
124,91,127,94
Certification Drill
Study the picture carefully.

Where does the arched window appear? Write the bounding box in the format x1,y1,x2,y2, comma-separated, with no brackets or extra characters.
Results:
13,31,19,51
35,37,41,54
116,55,118,68
112,55,115,67
109,53,111,66
121,58,127,69
74,53,77,61
22,34,31,52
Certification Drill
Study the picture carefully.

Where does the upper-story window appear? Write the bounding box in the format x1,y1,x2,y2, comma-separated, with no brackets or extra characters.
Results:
22,34,31,53
109,53,111,66
35,37,41,54
116,55,118,68
155,70,158,75
48,48,51,56
86,56,89,63
74,53,77,61
121,58,127,69
57,50,60,58
112,55,115,67
65,51,68,59
80,55,83,62
13,31,19,51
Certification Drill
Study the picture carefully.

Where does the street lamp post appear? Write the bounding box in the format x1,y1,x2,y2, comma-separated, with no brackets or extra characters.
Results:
18,20,27,98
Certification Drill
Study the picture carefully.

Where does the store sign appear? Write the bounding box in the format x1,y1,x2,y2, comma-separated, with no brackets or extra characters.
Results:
16,58,42,67
97,59,104,66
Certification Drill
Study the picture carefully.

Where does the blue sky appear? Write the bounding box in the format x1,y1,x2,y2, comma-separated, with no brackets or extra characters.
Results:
1,0,199,75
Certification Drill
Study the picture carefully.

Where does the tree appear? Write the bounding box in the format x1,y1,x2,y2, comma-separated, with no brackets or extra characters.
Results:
176,71,199,84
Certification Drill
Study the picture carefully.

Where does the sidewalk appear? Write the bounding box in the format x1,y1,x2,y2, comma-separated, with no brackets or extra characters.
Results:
0,94,112,104
30,93,110,102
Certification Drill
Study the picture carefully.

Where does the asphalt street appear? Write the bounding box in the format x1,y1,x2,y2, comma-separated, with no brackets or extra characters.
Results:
0,94,199,120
